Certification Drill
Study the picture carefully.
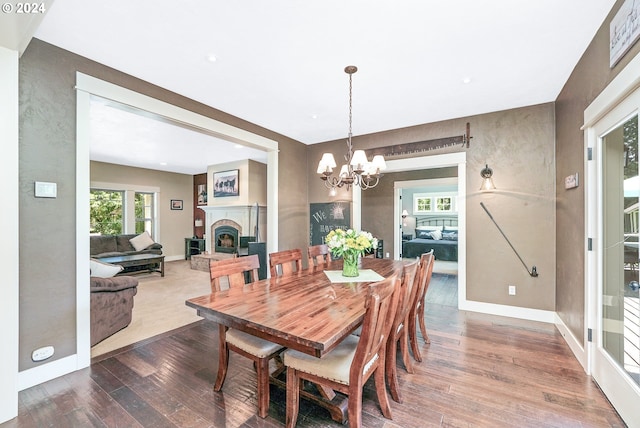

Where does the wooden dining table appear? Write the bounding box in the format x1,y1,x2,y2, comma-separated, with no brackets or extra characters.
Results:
185,257,405,423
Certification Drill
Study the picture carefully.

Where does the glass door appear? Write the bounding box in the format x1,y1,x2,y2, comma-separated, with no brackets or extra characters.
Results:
590,92,640,426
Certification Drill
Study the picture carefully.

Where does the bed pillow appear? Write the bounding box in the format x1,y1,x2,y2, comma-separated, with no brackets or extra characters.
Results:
415,229,434,239
130,231,155,251
90,259,123,278
442,231,458,241
429,229,443,240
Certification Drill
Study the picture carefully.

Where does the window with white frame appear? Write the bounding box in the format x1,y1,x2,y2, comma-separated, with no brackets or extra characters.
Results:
90,189,124,235
90,186,158,237
135,192,155,237
413,192,457,214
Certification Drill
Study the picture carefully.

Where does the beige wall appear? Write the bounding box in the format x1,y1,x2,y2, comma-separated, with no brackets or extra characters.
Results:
555,0,640,342
90,161,193,259
310,103,557,311
18,38,307,371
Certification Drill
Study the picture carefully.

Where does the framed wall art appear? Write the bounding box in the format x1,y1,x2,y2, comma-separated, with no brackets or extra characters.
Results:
171,199,183,210
197,184,207,205
213,169,239,197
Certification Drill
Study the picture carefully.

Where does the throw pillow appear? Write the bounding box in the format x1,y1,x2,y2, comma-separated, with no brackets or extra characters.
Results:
429,229,443,240
90,259,123,278
415,229,434,239
442,231,458,241
130,231,155,251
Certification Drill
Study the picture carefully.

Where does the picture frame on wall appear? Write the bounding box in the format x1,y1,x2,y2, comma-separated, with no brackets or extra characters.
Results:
197,184,207,205
213,169,239,198
171,199,183,210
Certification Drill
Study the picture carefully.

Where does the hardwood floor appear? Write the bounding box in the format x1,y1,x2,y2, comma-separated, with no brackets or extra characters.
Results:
2,274,626,427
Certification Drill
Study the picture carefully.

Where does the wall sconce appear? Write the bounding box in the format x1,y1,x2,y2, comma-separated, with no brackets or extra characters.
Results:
401,209,409,227
480,164,496,191
194,219,204,228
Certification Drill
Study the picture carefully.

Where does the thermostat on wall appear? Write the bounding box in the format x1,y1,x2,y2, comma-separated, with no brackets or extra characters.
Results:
564,173,579,189
35,181,57,198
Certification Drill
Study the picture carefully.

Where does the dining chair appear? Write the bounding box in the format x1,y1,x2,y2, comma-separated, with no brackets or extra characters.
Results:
283,272,401,428
209,255,284,418
269,248,303,277
385,260,419,403
408,250,435,363
209,254,259,292
308,244,332,267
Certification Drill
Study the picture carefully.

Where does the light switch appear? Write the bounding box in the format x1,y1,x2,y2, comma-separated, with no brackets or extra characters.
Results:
35,181,57,198
564,173,579,189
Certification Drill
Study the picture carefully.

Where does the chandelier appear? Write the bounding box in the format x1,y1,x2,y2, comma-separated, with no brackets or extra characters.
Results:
317,65,386,191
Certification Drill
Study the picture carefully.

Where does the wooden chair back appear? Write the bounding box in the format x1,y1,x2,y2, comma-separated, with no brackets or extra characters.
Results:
352,272,401,384
209,254,260,292
308,244,332,267
394,260,420,329
385,260,419,403
269,249,303,277
408,250,435,360
414,251,435,310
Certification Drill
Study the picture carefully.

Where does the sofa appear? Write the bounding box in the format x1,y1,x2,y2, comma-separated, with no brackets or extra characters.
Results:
91,233,163,274
90,275,139,346
90,233,163,258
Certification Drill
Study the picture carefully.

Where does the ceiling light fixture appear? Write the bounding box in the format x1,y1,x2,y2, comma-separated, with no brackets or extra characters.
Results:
317,65,386,191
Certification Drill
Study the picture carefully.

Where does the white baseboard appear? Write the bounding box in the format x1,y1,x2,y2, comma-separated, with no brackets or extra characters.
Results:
18,354,80,391
554,313,588,372
459,299,556,323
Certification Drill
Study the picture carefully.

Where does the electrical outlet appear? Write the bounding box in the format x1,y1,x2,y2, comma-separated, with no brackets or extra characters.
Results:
508,285,516,296
32,346,54,362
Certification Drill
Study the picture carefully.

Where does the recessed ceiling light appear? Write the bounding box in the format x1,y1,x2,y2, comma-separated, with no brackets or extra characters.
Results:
462,77,472,84
160,162,167,166
311,114,318,119
206,54,217,63
234,144,244,149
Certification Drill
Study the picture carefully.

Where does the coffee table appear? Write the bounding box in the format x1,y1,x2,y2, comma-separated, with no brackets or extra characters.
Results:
99,254,165,277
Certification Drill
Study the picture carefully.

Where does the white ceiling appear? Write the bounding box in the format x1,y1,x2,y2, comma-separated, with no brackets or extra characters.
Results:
89,97,268,175
31,0,616,174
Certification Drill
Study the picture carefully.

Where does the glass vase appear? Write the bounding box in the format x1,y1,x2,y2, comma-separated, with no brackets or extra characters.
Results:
342,252,359,277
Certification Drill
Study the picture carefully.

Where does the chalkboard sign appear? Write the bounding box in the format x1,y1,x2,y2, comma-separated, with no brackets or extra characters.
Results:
309,202,351,246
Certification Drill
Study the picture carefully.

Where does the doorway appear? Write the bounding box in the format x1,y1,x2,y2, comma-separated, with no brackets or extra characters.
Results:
375,151,466,308
396,177,459,277
75,73,279,367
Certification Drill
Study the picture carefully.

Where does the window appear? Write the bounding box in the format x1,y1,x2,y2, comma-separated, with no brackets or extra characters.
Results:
90,187,158,236
90,189,124,235
135,192,154,237
413,192,457,214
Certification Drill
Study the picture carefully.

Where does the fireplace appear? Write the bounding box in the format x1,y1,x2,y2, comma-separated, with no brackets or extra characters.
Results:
202,207,266,254
215,225,239,253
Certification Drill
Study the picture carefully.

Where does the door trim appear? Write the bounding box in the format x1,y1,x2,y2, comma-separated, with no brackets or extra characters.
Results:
584,51,640,427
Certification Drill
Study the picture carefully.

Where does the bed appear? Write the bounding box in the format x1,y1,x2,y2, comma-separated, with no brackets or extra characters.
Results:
402,216,458,261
